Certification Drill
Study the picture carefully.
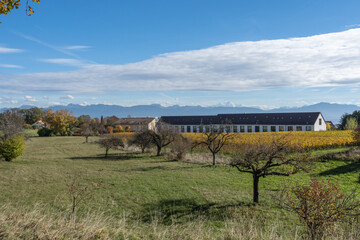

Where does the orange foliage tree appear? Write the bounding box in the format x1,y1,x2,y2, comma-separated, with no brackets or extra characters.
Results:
106,126,114,134
116,125,123,132
125,125,131,132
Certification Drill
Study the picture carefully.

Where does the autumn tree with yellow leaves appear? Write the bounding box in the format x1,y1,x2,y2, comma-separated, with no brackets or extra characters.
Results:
43,109,77,136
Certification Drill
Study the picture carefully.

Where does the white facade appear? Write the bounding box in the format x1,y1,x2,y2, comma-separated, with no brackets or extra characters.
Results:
176,124,320,133
174,113,326,133
163,112,326,133
313,114,327,131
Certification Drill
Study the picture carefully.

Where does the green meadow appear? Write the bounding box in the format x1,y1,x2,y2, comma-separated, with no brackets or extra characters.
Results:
0,134,359,239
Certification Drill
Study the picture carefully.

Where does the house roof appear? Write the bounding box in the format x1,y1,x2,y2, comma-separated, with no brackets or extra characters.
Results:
326,121,335,128
160,112,323,125
32,120,46,125
114,117,155,126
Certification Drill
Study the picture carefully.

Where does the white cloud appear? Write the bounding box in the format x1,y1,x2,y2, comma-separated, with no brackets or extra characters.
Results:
64,45,91,50
5,28,360,93
345,24,360,29
0,46,23,54
60,95,75,100
23,96,38,102
40,58,87,67
0,64,23,69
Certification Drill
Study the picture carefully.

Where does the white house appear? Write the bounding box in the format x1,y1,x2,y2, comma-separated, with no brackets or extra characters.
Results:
160,112,326,133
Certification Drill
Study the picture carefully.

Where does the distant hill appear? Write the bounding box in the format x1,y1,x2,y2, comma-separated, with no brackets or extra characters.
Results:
1,102,358,124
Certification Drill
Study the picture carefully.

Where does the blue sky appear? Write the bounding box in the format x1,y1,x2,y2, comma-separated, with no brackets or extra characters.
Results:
1,0,360,108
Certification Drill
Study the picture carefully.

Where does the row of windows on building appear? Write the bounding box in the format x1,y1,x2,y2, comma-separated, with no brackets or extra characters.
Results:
175,125,313,133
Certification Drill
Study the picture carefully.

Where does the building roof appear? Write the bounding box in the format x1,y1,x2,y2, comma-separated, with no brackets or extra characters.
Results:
114,117,155,126
160,112,323,125
326,121,335,128
31,120,46,126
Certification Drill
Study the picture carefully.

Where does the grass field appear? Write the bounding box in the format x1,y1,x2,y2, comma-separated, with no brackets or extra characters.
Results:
0,135,360,239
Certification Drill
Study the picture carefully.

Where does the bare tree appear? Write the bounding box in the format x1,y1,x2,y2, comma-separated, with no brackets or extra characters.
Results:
193,124,233,166
151,122,178,156
231,135,310,203
0,110,24,141
129,129,153,153
80,123,94,143
65,171,102,222
96,135,125,158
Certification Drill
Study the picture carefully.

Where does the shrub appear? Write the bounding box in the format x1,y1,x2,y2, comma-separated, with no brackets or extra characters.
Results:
280,178,360,240
37,127,55,137
169,136,192,161
0,136,25,162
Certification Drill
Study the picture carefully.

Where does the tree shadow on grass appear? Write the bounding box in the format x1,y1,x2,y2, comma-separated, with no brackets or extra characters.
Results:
112,165,195,173
149,159,179,163
140,198,252,225
318,161,360,176
69,152,144,161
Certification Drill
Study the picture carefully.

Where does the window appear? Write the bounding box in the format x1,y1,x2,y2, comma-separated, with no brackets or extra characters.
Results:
225,126,231,133
255,126,260,132
192,126,197,133
233,126,238,132
181,126,185,132
306,126,312,131
247,126,252,132
271,126,276,132
296,126,302,131
240,126,245,133
287,126,293,131
187,126,191,133
175,126,179,132
279,126,284,132
262,126,268,132
319,118,322,125
205,126,210,133
199,126,203,133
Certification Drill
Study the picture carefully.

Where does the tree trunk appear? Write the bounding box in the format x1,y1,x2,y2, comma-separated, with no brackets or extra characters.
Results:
105,148,109,158
253,174,260,203
141,146,145,154
212,152,216,166
156,145,162,156
85,136,89,143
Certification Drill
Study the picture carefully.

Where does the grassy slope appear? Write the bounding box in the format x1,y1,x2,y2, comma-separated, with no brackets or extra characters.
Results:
0,136,359,238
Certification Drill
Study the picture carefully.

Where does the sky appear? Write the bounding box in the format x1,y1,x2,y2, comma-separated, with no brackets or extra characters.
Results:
1,0,360,108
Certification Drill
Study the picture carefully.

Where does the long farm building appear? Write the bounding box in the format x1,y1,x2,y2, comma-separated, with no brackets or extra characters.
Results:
160,112,326,133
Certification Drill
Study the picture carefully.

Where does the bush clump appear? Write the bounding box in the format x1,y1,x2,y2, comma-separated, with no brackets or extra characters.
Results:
38,127,55,137
0,136,25,162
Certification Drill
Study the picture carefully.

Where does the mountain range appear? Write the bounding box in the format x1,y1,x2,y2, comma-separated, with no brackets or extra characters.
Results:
1,102,358,124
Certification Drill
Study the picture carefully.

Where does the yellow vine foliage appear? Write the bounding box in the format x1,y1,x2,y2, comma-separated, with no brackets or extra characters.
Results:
184,131,354,153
